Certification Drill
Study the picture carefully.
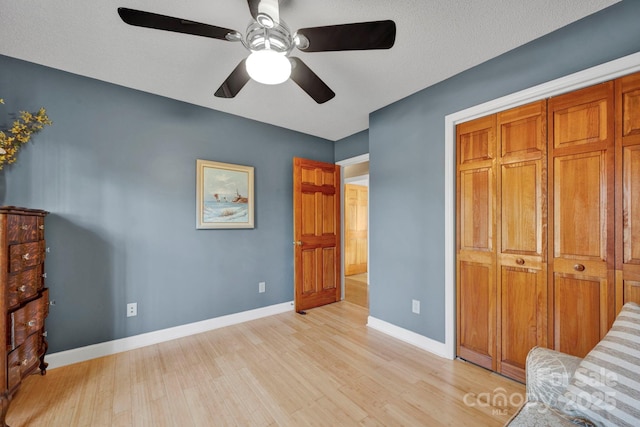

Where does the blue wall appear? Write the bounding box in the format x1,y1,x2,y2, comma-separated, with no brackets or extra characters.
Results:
368,1,640,342
335,129,368,162
0,55,333,353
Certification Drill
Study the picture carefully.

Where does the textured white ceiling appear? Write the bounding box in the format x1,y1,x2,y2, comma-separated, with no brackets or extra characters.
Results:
0,0,619,141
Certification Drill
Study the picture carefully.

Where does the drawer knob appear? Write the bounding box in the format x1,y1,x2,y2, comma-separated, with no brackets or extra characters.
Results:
18,285,27,292
515,258,525,265
574,264,586,272
25,320,36,327
39,225,44,230
21,224,29,231
18,359,28,367
22,253,30,261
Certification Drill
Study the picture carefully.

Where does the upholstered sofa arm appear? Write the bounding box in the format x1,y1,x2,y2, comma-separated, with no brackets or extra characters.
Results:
525,347,582,411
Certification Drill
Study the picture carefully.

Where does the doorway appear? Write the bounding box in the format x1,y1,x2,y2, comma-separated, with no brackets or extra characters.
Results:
338,155,370,309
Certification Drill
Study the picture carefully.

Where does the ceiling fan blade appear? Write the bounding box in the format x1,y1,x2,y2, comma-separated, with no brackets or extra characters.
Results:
214,59,250,98
289,57,335,104
247,0,280,26
117,8,237,41
296,20,396,52
247,0,260,21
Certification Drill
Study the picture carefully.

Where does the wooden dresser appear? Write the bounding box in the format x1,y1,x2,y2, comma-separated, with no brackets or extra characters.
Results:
0,207,49,426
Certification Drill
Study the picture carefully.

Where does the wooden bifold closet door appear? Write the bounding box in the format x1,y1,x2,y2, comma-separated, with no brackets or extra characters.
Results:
496,101,548,382
616,72,640,310
547,82,615,358
456,114,497,371
456,70,640,382
456,101,547,382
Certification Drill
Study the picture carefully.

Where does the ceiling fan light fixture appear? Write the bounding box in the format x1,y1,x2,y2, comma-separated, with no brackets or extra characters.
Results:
246,49,291,85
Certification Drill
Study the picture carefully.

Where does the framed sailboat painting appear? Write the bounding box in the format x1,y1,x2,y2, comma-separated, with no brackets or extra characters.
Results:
196,159,255,229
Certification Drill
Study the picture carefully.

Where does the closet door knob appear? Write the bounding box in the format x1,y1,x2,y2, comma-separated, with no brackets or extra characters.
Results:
573,264,585,272
515,258,525,265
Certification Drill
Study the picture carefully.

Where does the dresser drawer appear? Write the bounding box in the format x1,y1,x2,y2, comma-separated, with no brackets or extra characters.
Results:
6,214,43,244
8,267,43,309
7,332,42,391
10,289,49,350
8,241,45,273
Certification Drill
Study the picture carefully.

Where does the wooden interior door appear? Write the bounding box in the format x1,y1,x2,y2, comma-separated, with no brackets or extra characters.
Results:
548,82,615,358
616,71,640,309
496,101,547,382
344,184,368,276
293,157,341,312
456,114,497,371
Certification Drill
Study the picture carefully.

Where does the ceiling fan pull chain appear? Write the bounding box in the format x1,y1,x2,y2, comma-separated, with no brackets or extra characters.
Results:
264,28,271,50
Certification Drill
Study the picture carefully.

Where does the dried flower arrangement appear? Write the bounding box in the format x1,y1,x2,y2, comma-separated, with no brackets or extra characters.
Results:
0,98,52,169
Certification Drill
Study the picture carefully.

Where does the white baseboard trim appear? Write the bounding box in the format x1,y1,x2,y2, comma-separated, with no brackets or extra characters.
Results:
367,316,450,360
46,301,294,370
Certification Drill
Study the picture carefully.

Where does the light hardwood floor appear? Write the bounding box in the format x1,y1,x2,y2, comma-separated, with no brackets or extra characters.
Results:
344,273,368,308
8,302,524,426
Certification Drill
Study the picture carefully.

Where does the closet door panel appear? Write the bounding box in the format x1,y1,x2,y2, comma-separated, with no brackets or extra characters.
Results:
500,102,546,159
552,99,609,149
499,266,545,382
457,261,495,369
496,100,547,382
621,77,640,139
623,280,640,305
548,82,615,357
616,71,640,309
623,145,640,265
553,152,607,261
554,275,603,357
459,168,493,252
458,118,495,166
456,115,497,371
501,162,540,254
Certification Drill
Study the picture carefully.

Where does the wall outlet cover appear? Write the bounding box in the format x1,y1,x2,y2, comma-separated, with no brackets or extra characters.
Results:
412,299,420,314
127,302,137,317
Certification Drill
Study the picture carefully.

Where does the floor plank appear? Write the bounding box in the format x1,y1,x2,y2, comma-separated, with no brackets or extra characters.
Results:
345,273,369,308
7,301,523,426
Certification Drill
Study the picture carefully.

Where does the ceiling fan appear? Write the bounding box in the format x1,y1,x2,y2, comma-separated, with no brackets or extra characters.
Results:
117,0,396,104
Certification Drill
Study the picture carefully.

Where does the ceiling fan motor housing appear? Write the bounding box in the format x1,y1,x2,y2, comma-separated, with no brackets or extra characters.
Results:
244,21,293,54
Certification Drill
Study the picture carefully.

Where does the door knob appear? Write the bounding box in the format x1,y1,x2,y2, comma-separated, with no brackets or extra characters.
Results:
294,241,302,246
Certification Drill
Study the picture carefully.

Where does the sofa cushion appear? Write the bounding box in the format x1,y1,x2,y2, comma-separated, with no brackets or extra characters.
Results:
526,347,582,410
505,401,593,426
560,302,640,427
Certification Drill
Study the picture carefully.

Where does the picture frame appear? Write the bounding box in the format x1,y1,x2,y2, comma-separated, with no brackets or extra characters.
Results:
196,159,254,229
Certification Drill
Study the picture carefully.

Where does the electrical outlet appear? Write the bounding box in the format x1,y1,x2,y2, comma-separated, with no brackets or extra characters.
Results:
259,281,266,293
412,299,420,314
127,302,137,317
